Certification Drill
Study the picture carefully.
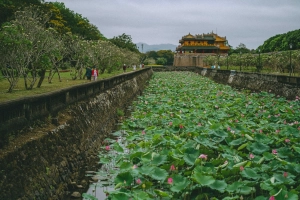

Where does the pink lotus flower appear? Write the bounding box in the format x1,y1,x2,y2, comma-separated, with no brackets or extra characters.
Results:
199,154,208,160
269,196,275,200
283,172,288,178
167,177,173,184
227,127,231,131
240,166,244,171
132,165,137,169
249,153,255,159
272,149,278,155
142,130,146,135
285,138,290,143
105,146,110,151
170,165,176,171
136,179,141,184
179,124,184,129
169,122,173,126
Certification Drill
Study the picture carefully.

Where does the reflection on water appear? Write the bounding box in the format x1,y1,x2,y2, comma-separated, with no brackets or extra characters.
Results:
85,183,114,200
83,129,128,200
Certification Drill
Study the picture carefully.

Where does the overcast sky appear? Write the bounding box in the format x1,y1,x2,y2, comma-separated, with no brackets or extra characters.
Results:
46,0,300,50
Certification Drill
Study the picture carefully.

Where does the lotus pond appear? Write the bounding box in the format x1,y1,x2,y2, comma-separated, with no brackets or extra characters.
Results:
84,71,300,200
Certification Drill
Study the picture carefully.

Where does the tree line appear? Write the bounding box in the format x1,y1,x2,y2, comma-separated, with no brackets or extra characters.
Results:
0,0,104,40
203,49,300,74
0,3,141,93
143,50,174,66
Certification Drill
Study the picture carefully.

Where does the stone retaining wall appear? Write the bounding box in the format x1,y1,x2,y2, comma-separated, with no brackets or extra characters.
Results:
0,69,153,200
0,69,149,148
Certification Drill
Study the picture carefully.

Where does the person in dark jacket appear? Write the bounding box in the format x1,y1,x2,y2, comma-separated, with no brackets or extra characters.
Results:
123,64,126,73
85,67,92,81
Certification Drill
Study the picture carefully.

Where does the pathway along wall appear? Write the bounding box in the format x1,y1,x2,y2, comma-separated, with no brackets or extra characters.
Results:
0,68,153,200
153,66,300,99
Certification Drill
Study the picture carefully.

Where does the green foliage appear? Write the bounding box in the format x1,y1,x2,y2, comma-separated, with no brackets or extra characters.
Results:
230,43,251,54
47,2,105,40
157,50,174,65
0,3,141,92
204,49,300,75
0,1,106,41
145,50,174,66
258,29,300,53
117,109,124,116
0,0,42,26
109,33,139,53
89,72,300,199
155,57,167,65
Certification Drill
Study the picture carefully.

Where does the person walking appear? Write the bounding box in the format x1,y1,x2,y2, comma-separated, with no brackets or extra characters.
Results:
123,64,126,73
91,67,98,81
85,67,92,81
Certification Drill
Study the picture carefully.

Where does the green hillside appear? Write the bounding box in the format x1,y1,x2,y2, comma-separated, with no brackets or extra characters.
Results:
258,29,300,52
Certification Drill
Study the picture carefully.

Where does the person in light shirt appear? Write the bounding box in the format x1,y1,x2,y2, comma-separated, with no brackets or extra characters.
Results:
91,67,98,81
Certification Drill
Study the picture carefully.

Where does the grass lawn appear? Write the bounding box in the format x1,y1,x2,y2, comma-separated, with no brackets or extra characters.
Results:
0,68,138,103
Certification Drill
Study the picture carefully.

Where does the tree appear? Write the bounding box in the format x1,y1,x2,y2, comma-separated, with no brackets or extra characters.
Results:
0,22,32,92
44,2,71,34
47,29,68,84
258,29,300,53
156,57,167,65
157,50,174,65
231,43,250,54
65,34,89,80
12,5,57,90
109,33,139,53
47,2,105,40
0,0,42,26
146,51,158,60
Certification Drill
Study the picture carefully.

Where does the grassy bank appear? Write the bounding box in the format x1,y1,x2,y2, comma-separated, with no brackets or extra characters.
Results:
0,69,136,103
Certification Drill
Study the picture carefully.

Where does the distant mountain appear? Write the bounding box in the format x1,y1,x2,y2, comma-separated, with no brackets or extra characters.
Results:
136,42,177,53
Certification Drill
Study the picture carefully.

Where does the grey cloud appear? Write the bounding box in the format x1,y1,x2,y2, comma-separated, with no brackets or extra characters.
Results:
46,0,300,49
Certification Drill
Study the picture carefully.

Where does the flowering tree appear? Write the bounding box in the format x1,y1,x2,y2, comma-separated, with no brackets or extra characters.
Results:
46,30,68,84
0,23,32,92
65,35,89,80
0,5,63,91
0,5,142,92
